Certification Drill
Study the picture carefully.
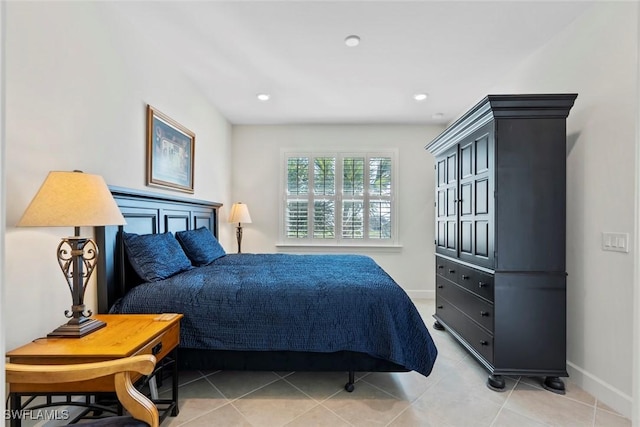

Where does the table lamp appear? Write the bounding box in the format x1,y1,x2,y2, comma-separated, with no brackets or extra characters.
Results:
228,202,252,253
17,170,126,338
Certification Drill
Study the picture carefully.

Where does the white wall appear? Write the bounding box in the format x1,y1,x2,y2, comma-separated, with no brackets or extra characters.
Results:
635,5,640,425
634,4,640,423
488,2,638,418
4,2,233,350
231,124,444,296
0,0,7,409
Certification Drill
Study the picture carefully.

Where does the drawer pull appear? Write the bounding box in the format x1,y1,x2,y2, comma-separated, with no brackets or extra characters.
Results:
437,265,444,269
462,275,470,280
437,305,444,309
480,311,489,317
152,342,163,355
478,282,488,288
448,269,456,274
437,285,444,289
480,340,489,346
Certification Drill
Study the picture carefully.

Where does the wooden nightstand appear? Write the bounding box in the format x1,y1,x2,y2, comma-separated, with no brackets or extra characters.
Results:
6,313,183,426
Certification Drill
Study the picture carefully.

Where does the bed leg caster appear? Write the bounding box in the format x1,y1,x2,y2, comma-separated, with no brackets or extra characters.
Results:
542,376,566,395
433,321,445,331
345,371,355,392
487,374,505,391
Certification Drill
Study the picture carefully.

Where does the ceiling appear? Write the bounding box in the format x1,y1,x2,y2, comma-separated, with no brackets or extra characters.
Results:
108,1,594,125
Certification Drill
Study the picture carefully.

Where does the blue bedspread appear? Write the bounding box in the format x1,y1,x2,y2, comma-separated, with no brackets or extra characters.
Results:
114,253,438,377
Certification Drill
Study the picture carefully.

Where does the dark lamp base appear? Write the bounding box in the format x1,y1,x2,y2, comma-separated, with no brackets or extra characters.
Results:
47,318,107,338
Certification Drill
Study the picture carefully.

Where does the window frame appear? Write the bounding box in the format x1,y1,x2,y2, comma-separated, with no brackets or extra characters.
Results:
279,149,399,247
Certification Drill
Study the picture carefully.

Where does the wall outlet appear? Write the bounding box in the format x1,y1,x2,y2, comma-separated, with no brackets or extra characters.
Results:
602,232,630,253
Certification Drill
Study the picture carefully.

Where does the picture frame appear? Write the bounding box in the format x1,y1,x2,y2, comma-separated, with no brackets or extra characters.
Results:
146,105,195,193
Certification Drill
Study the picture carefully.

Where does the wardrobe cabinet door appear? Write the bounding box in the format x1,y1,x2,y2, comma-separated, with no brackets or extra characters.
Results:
458,124,494,269
435,146,458,258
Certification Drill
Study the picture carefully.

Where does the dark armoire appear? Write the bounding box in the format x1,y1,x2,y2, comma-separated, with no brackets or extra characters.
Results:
425,94,577,393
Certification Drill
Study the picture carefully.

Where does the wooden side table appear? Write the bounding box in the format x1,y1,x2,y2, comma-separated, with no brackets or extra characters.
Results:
6,313,183,426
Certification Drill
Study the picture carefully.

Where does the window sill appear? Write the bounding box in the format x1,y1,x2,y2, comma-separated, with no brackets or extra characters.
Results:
275,243,403,253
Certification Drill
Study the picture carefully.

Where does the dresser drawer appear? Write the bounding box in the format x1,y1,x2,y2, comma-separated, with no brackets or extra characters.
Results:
436,256,460,283
435,295,494,363
455,263,494,302
134,321,180,362
435,256,448,278
436,276,494,332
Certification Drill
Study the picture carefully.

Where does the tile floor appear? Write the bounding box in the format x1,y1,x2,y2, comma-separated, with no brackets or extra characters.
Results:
157,299,631,427
8,299,632,427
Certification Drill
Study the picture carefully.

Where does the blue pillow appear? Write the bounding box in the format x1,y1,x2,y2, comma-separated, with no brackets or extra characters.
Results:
175,227,226,266
122,232,192,282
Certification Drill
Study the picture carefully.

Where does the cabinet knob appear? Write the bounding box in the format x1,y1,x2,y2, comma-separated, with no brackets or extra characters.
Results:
152,342,163,355
437,305,444,309
462,275,470,280
448,269,455,274
480,340,489,346
437,285,444,289
480,311,489,317
479,282,487,288
437,265,444,269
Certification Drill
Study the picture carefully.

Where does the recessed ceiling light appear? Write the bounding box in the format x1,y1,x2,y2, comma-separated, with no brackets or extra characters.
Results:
257,93,270,101
413,93,429,102
344,35,360,47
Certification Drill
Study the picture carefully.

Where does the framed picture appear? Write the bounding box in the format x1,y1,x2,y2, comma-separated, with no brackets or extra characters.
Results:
146,105,195,193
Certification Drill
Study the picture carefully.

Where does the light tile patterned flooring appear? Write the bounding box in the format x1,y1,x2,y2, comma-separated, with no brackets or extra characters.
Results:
7,299,631,427
158,299,631,427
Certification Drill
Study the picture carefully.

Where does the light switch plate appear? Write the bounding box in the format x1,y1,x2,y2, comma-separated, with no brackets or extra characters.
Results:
602,232,630,253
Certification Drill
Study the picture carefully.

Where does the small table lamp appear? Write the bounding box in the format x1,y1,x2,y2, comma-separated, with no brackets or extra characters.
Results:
228,202,252,253
17,170,126,338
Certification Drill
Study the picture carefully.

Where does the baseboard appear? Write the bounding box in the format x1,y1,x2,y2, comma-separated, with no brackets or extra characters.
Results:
407,290,434,300
567,361,633,419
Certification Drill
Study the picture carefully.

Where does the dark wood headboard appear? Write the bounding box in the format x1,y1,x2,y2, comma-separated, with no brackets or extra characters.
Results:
95,186,222,314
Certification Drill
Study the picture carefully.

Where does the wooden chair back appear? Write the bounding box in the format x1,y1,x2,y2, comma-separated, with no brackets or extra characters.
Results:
5,354,159,427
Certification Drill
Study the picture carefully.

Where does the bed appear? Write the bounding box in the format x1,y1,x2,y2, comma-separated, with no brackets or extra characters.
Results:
96,187,438,391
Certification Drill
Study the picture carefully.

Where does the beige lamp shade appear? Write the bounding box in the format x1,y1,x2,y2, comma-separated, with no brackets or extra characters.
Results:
18,171,126,227
228,202,252,224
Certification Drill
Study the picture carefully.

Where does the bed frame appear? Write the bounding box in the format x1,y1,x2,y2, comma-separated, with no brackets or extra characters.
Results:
95,186,407,391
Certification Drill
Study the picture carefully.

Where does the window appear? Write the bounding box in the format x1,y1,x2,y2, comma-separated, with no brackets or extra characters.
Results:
282,151,396,245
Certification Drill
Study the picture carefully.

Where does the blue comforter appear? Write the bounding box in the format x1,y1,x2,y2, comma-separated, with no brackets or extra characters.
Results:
114,253,438,377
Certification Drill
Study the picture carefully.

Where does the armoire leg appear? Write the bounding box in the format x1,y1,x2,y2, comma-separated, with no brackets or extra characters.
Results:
542,376,566,395
487,374,505,391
